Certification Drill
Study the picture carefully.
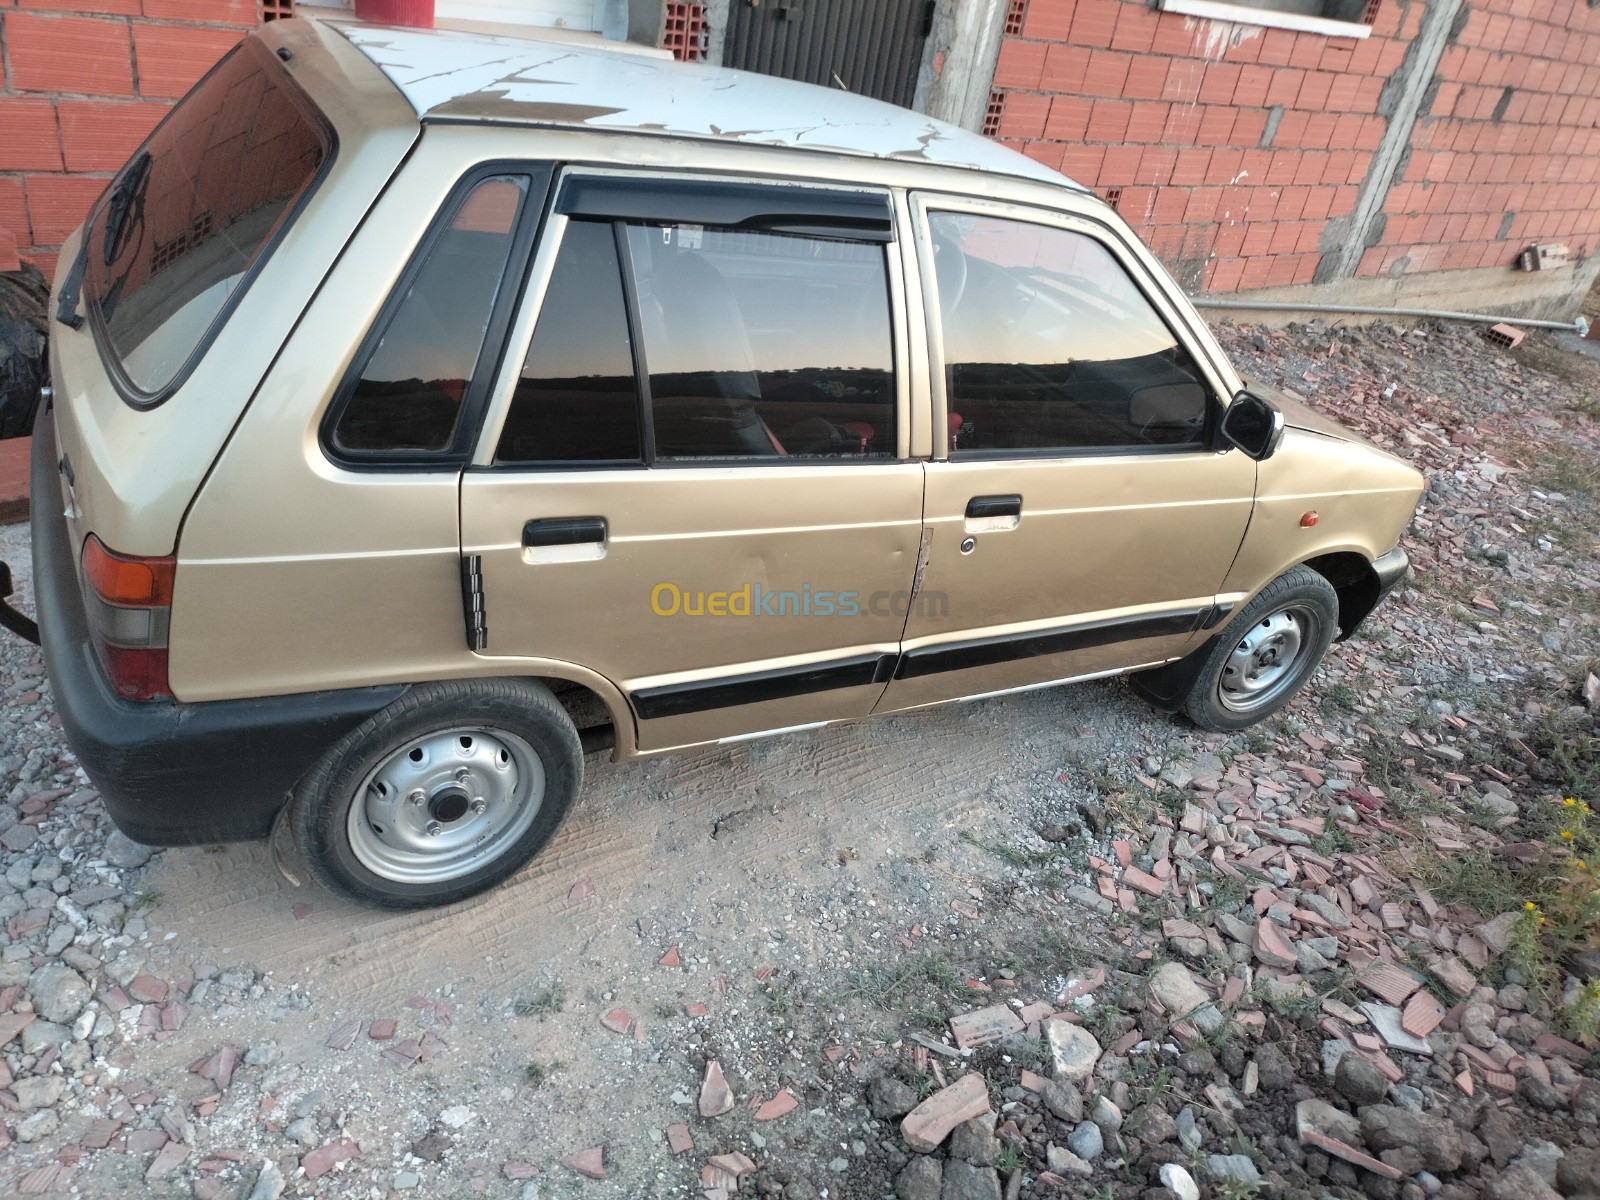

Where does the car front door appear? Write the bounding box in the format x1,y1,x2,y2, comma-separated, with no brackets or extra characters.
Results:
874,196,1257,713
460,171,925,752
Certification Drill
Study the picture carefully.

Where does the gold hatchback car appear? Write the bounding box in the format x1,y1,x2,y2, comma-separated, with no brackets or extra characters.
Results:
29,17,1422,907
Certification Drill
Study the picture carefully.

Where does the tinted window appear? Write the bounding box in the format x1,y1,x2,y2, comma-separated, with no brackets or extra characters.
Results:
496,220,642,464
928,213,1210,455
84,38,331,398
333,176,528,455
625,224,895,461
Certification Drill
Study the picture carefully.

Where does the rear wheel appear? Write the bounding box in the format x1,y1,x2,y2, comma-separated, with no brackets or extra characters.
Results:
290,678,582,908
1180,566,1338,731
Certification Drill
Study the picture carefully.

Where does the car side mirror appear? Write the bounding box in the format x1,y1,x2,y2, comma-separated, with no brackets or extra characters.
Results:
1219,390,1284,460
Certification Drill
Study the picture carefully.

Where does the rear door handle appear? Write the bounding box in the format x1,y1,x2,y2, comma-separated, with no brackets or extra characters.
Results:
965,494,1022,520
523,517,607,548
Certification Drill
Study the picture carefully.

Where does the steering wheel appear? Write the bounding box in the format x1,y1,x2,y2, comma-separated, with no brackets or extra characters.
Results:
932,235,969,315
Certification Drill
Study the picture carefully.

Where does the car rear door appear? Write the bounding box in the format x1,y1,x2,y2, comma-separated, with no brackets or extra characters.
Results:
460,171,925,752
873,194,1257,714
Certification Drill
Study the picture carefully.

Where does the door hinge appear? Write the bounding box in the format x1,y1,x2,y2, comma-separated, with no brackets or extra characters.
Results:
460,554,487,651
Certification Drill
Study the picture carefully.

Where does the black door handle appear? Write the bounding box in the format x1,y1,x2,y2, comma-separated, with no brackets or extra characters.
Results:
965,494,1022,519
523,517,607,548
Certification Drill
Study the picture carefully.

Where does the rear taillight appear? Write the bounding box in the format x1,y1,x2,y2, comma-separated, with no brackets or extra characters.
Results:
81,535,175,701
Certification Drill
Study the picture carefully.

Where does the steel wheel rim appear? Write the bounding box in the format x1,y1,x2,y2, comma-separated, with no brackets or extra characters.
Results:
1216,604,1320,715
346,727,544,885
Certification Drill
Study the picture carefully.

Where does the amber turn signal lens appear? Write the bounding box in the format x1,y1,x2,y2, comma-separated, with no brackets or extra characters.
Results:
82,534,176,607
1300,511,1320,527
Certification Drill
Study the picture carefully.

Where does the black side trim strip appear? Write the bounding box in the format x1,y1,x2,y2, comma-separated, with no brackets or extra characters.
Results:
1199,602,1234,631
895,606,1213,681
632,653,895,721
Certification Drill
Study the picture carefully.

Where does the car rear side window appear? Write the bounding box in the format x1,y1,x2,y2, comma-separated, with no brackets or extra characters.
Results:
926,212,1211,456
332,176,531,457
83,37,333,402
496,220,642,465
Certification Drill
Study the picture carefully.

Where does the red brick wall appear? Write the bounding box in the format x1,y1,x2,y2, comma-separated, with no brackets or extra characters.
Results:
991,0,1600,295
0,1,256,277
1367,0,1600,279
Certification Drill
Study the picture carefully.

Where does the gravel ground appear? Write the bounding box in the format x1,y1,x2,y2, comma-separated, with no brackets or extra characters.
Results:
0,318,1598,1200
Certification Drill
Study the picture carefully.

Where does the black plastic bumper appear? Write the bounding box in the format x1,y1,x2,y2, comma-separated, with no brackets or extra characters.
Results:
30,408,407,846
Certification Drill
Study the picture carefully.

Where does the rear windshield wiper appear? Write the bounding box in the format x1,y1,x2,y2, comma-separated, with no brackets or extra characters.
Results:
102,151,151,268
59,151,151,330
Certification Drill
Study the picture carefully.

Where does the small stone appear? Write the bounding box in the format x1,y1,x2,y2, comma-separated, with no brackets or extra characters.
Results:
1484,1165,1562,1200
1146,962,1222,1033
896,1155,942,1200
26,965,90,1024
1252,1044,1296,1090
1159,1163,1199,1200
104,831,154,869
949,1115,999,1166
1068,1121,1103,1161
1044,1018,1102,1083
1045,1145,1093,1177
1088,1095,1122,1132
1123,1104,1177,1144
1038,1078,1083,1123
870,1075,919,1119
393,1172,421,1190
1334,1054,1389,1105
246,1160,286,1200
17,1109,60,1143
666,1123,693,1155
1518,1074,1567,1111
1359,1106,1464,1173
1301,893,1352,929
1204,1154,1261,1186
13,1076,64,1110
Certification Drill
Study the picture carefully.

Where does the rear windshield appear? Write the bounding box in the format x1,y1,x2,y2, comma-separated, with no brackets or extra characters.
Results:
83,36,333,402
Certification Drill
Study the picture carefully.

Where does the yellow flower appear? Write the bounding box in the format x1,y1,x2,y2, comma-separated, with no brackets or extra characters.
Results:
1580,861,1590,870
1562,830,1576,840
1566,798,1579,807
1526,901,1539,910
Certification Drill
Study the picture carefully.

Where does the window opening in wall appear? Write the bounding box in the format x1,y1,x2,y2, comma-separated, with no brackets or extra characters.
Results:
1156,0,1376,37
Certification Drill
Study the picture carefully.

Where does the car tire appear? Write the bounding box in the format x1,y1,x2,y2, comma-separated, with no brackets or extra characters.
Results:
289,678,582,909
1179,566,1339,732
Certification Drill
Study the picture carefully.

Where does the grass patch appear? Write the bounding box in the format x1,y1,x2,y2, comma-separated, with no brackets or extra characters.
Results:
513,981,567,1021
523,1059,564,1087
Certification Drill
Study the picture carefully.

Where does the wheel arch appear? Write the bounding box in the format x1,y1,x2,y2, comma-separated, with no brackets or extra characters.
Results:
1299,550,1381,641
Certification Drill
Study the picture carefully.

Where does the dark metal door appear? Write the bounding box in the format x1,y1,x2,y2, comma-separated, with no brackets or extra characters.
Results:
723,0,932,109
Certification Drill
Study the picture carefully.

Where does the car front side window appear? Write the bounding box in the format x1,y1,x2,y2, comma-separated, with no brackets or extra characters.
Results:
926,212,1211,456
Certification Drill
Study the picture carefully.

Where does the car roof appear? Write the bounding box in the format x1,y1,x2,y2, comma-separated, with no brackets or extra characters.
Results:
334,21,1084,191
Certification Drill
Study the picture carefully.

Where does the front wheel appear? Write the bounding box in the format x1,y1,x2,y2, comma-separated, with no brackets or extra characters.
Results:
289,678,582,908
1179,566,1339,731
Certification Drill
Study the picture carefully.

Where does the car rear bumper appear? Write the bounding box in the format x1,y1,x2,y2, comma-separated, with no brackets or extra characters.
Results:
30,407,406,846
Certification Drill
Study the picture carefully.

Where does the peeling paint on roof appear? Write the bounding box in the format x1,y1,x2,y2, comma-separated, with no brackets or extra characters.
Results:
337,23,1083,190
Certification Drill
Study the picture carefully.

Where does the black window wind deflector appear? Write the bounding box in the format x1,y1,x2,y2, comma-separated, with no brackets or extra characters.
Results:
556,176,893,242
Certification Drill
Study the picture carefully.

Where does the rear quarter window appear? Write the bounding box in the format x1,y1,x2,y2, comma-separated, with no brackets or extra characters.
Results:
82,36,334,404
